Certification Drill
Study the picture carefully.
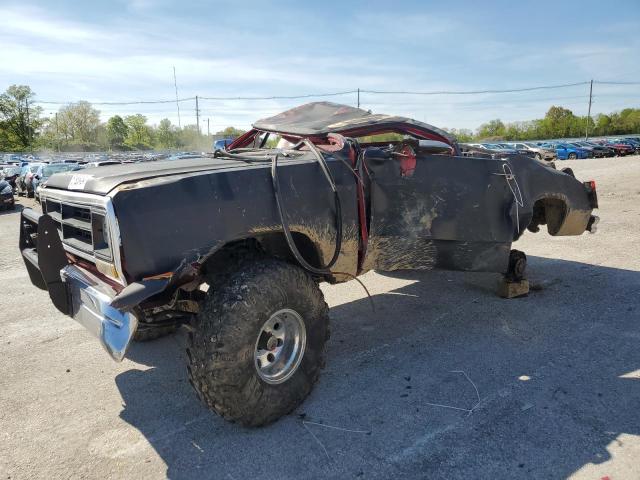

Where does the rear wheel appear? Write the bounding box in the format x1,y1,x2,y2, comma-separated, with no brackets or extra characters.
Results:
186,258,329,427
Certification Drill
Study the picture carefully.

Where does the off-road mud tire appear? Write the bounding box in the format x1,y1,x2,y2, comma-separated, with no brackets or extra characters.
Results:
186,258,330,427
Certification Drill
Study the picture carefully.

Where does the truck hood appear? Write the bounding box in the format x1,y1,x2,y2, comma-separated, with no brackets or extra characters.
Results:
43,156,252,195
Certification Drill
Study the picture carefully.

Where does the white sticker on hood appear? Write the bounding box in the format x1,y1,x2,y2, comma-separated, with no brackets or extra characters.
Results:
68,174,92,190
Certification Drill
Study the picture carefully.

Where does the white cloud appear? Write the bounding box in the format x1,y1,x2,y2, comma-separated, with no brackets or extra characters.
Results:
0,3,637,131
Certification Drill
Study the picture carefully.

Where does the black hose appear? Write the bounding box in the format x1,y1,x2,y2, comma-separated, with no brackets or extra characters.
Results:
217,139,374,308
270,139,342,274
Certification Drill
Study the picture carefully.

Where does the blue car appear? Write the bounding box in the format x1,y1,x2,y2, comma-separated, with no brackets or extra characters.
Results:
212,137,237,151
539,142,590,160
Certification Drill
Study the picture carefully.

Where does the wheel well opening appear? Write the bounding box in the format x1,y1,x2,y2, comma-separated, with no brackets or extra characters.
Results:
528,198,568,235
255,231,322,270
200,233,322,278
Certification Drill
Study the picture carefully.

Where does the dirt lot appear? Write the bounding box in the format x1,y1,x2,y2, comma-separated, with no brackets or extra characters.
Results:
1,156,639,480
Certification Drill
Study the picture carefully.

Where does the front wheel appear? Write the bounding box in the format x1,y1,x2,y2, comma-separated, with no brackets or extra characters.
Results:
187,258,330,427
568,152,577,160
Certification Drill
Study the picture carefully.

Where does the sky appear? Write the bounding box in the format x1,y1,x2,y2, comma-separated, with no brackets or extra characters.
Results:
1,0,639,132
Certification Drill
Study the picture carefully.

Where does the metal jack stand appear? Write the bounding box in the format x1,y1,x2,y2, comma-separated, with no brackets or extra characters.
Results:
498,250,529,298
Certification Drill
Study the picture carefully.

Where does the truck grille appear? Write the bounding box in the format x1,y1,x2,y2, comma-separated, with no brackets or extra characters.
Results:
42,197,111,261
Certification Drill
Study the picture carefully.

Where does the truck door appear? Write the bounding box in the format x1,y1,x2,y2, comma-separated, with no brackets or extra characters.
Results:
361,145,516,274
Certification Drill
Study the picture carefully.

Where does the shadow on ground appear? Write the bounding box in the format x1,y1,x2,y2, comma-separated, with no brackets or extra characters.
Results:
115,255,639,479
0,203,23,216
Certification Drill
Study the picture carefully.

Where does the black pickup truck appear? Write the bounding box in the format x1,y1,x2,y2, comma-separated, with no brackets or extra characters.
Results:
19,102,599,426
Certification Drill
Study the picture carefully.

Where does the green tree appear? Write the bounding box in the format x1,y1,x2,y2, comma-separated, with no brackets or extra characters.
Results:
106,115,129,150
541,106,576,138
216,126,246,138
476,119,506,139
445,128,474,142
619,108,640,133
124,114,153,149
155,118,177,149
53,101,102,150
0,85,43,151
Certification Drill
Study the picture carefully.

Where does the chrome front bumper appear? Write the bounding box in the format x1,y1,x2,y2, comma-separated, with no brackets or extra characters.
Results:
20,208,137,362
61,265,137,361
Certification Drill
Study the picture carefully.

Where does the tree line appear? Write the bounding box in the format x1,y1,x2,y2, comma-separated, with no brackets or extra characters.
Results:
1,84,639,152
0,85,244,152
447,105,640,142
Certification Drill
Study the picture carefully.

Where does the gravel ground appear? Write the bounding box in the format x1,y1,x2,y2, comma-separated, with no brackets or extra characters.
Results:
1,156,639,480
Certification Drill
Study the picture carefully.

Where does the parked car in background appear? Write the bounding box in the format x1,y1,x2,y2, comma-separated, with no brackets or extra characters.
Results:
479,144,534,158
16,163,45,197
482,143,518,154
459,143,511,158
0,179,14,210
569,142,613,158
491,144,537,158
213,137,237,151
2,154,26,165
80,160,123,169
595,140,634,156
33,163,81,202
168,152,203,160
613,138,640,154
509,142,557,161
539,142,590,160
0,165,21,190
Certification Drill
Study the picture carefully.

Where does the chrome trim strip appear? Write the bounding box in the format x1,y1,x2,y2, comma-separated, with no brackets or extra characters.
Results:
104,200,125,283
40,187,110,207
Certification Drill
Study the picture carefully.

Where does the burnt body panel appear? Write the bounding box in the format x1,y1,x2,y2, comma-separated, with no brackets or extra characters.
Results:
361,149,594,274
362,149,514,273
110,153,360,281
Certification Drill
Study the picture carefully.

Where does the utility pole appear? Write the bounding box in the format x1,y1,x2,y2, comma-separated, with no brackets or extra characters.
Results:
55,112,60,152
357,88,360,109
173,66,181,128
585,79,593,140
207,118,210,136
25,97,31,151
195,96,200,134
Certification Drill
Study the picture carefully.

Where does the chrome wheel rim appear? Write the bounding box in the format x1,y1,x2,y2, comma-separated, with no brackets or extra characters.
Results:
254,309,306,384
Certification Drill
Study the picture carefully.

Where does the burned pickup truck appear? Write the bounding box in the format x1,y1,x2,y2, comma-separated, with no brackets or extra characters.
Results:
19,102,599,426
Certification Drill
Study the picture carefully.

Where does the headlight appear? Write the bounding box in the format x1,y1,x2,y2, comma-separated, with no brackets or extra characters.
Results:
91,212,111,260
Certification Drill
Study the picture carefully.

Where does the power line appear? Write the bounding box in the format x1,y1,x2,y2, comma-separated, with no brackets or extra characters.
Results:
35,97,196,105
198,90,358,101
30,79,638,107
594,80,640,85
360,81,592,96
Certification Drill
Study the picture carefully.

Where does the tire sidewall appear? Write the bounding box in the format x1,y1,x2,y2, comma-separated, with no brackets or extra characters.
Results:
189,259,328,426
